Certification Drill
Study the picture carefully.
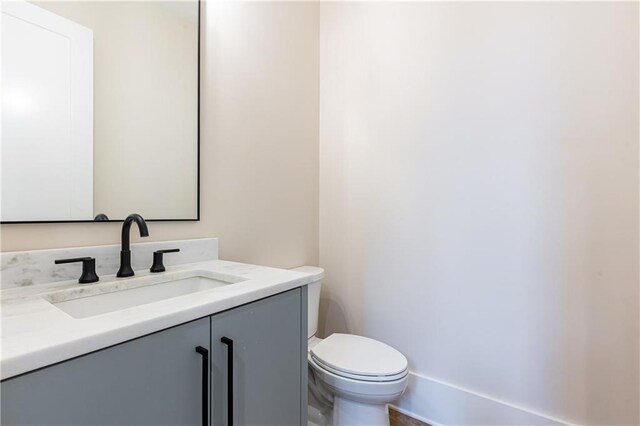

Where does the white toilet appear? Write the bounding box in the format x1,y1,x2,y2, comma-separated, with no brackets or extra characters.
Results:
294,266,409,426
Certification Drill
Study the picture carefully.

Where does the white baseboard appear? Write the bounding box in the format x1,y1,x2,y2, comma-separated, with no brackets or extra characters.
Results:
393,372,569,426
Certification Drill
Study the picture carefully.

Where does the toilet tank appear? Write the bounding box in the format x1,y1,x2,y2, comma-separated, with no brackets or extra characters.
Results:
291,266,324,338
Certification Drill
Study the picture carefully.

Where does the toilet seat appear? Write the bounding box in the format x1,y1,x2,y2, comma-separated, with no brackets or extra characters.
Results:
310,354,409,382
310,334,409,382
308,355,409,405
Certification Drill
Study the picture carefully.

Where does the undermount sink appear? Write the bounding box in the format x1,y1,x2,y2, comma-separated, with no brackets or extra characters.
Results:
42,270,245,319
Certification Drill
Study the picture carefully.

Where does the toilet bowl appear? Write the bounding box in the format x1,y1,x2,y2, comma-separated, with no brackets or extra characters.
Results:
293,266,409,426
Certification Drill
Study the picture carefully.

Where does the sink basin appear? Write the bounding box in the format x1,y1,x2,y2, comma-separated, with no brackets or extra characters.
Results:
43,271,244,319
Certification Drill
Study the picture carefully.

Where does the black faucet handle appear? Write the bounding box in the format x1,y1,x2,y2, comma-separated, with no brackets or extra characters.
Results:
150,249,180,273
54,257,99,284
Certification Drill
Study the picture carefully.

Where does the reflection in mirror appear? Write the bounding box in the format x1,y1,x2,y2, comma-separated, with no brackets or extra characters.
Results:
1,0,199,222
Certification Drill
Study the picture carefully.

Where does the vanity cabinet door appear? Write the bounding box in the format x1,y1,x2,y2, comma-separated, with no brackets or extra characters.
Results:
210,288,307,426
1,318,210,426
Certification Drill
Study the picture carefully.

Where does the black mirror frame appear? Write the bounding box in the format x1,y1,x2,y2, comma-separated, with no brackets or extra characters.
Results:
1,0,201,224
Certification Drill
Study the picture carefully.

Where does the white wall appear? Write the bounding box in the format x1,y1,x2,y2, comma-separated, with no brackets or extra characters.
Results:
319,2,639,425
1,1,319,271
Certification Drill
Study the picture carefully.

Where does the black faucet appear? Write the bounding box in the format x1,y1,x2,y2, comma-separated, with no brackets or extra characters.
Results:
116,213,149,277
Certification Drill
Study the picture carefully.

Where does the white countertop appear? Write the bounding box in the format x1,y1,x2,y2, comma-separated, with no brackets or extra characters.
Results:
0,259,316,380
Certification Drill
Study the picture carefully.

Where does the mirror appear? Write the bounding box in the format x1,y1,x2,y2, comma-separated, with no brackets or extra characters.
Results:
1,0,199,223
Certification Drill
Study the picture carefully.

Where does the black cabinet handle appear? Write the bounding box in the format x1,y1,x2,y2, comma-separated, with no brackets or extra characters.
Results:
195,346,209,426
221,337,234,426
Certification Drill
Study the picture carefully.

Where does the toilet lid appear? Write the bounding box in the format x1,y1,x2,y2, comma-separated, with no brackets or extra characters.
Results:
310,334,408,379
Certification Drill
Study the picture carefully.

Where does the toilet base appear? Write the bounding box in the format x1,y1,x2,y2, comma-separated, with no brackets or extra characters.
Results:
333,396,389,426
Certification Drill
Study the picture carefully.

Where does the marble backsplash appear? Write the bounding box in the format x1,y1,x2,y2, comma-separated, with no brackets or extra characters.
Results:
0,238,218,289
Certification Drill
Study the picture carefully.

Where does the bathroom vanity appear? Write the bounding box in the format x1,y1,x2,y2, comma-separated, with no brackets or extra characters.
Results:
0,238,313,426
1,2,315,424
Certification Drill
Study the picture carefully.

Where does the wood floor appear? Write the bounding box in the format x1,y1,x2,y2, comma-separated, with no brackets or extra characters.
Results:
389,407,430,426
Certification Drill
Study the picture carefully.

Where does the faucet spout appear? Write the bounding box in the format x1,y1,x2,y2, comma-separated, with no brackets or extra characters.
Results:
121,213,149,252
117,213,150,277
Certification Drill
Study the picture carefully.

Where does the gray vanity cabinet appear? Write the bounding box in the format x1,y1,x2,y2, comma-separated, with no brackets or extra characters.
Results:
0,288,307,426
0,317,210,426
210,287,306,426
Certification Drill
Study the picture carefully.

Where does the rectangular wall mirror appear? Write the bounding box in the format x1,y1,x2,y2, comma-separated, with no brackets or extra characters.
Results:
1,0,200,223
